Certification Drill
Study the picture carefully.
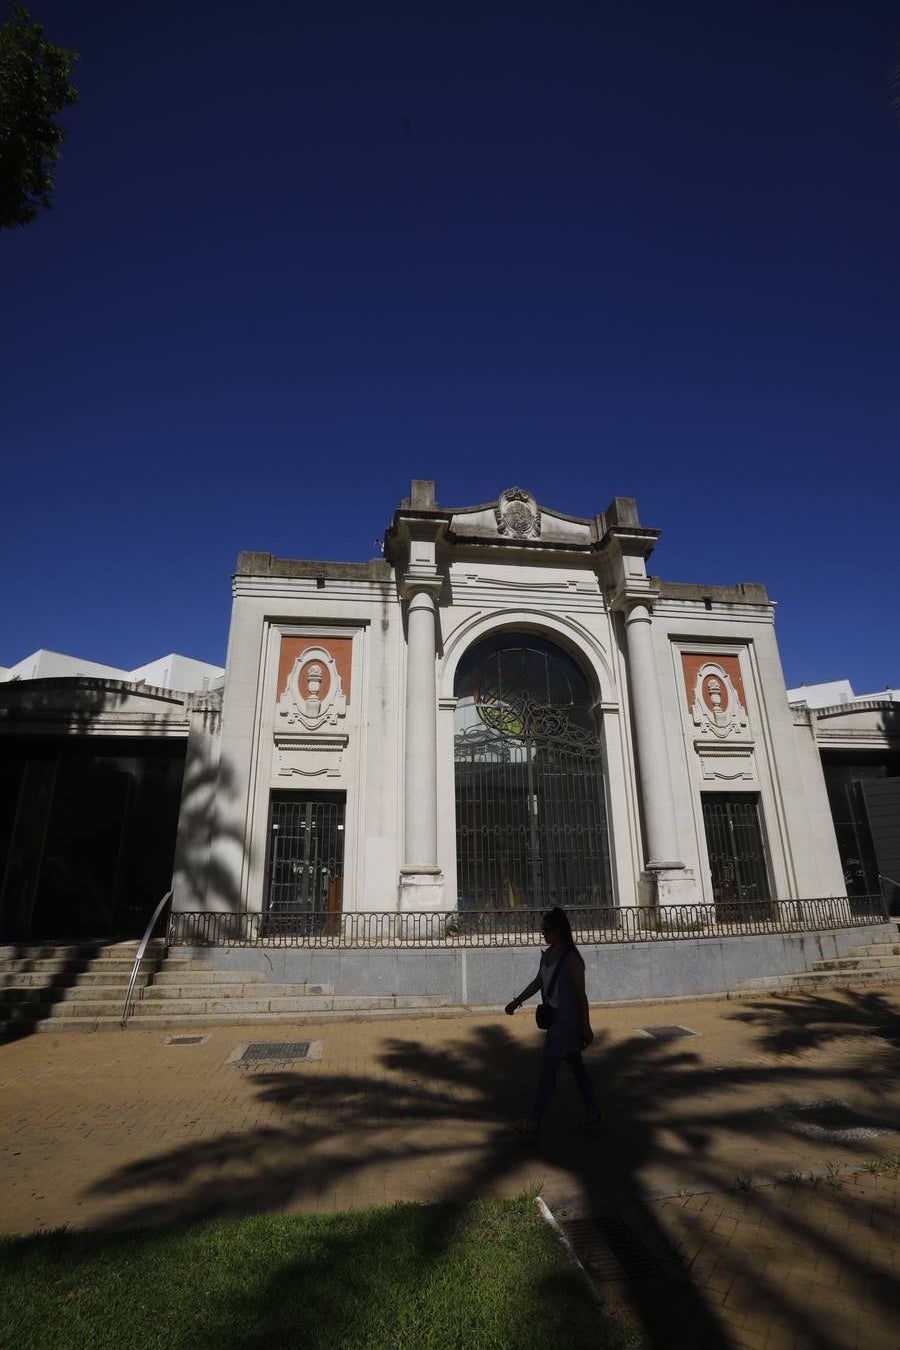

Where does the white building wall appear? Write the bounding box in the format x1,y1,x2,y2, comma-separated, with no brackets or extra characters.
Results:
651,595,845,902
1,650,130,682
129,653,225,692
203,565,403,915
1,649,225,692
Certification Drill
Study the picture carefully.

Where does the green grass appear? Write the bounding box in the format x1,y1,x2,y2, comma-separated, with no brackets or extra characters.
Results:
0,1196,644,1350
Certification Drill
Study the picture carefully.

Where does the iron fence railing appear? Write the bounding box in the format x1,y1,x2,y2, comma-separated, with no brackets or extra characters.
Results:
167,894,890,950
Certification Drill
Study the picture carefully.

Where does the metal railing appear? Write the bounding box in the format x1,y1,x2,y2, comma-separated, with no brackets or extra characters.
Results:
121,890,172,1026
167,894,890,950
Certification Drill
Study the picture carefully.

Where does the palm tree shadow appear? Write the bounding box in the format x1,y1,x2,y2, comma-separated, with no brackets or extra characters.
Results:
730,987,900,1055
81,1009,900,1350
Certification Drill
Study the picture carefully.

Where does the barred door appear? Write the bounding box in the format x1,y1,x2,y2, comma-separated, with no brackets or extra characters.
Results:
454,635,612,910
265,792,345,933
702,793,771,917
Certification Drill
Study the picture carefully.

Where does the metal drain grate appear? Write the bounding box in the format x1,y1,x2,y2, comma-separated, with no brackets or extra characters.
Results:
638,1025,698,1040
558,1215,661,1282
165,1034,206,1046
237,1041,312,1065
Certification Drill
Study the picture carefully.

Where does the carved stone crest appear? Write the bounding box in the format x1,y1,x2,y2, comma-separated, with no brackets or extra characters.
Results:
277,645,347,731
691,662,748,739
495,487,541,540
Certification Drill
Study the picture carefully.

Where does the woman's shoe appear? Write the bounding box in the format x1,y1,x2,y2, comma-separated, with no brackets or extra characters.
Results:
508,1117,540,1137
573,1110,605,1134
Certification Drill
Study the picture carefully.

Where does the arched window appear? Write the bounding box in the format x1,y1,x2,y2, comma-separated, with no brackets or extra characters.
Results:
453,633,612,911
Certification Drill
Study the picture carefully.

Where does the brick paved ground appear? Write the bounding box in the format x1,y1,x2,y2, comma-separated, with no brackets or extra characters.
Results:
1,986,899,1348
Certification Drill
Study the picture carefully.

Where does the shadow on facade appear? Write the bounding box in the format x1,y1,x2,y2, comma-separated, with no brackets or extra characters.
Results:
0,681,241,1043
54,993,900,1349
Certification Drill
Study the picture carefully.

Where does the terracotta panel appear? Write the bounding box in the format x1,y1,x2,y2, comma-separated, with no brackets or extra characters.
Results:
681,652,746,712
277,636,353,705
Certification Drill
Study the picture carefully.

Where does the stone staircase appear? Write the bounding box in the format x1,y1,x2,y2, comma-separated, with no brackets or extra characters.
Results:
0,943,457,1034
0,939,167,1038
734,921,900,996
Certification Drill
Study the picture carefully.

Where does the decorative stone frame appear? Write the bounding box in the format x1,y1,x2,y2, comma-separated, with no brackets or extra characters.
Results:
690,661,748,740
277,645,347,731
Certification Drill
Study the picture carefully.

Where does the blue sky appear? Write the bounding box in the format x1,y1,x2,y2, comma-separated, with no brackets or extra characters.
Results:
3,1,899,692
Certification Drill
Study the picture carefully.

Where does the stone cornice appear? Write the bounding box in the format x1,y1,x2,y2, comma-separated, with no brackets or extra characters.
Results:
594,524,662,558
235,553,391,582
401,571,444,600
659,580,771,606
609,578,661,614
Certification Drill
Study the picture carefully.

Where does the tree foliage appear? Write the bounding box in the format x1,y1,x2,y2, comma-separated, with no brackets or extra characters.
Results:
0,4,78,229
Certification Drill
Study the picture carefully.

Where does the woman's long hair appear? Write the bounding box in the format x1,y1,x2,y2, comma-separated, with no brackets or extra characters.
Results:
542,906,575,949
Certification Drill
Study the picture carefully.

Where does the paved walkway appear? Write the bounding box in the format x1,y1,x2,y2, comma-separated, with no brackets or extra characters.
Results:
1,987,899,1349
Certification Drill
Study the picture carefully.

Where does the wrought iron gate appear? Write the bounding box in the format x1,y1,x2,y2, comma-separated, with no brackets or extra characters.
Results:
265,792,345,933
701,793,772,918
454,694,612,910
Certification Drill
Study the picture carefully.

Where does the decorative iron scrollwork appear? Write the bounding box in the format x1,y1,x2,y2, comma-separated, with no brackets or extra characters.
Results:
466,691,601,755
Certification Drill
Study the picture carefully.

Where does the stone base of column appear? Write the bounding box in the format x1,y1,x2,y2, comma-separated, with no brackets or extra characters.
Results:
398,869,447,938
638,866,700,910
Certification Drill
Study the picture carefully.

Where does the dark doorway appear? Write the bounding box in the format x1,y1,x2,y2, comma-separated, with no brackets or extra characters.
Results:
821,751,900,914
701,793,772,918
453,633,612,910
0,737,186,941
265,791,345,933
861,778,900,914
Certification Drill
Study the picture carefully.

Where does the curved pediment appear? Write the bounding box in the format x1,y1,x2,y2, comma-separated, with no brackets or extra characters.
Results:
448,487,595,548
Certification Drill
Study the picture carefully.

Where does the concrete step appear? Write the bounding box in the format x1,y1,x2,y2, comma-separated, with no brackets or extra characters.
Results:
134,996,343,1016
810,955,900,972
0,970,152,990
151,968,267,985
0,957,161,976
845,944,900,957
0,941,164,961
36,999,139,1019
36,992,454,1020
142,982,333,1001
14,1005,477,1034
735,967,900,993
0,983,137,1004
131,992,452,1016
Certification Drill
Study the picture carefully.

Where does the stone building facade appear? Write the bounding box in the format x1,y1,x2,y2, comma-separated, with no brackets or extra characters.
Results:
174,481,845,927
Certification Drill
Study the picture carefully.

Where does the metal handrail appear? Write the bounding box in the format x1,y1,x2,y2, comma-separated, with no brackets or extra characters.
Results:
120,890,172,1027
166,894,890,951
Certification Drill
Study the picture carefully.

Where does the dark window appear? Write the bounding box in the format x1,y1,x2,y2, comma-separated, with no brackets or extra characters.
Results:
265,792,345,934
701,793,772,918
821,752,900,908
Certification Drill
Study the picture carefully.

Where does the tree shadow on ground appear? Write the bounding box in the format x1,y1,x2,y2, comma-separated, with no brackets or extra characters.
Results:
730,986,900,1054
77,993,900,1350
0,1200,625,1350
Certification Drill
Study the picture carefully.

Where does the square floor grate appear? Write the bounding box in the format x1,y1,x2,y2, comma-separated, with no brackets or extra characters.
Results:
236,1041,312,1065
638,1025,699,1040
558,1215,661,1282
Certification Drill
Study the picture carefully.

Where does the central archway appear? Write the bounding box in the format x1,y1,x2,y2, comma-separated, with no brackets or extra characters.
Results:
453,632,612,910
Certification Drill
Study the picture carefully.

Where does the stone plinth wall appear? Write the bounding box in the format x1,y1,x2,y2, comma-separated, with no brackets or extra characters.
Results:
180,922,891,1005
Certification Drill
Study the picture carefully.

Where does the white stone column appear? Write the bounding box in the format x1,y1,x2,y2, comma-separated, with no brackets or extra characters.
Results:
399,579,445,917
404,587,438,868
622,600,698,907
623,602,680,867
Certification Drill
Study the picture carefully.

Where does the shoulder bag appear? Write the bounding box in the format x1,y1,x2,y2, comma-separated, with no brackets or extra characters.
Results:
535,950,568,1030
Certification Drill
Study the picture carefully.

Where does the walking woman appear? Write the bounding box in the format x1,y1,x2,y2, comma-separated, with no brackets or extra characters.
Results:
504,906,602,1135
